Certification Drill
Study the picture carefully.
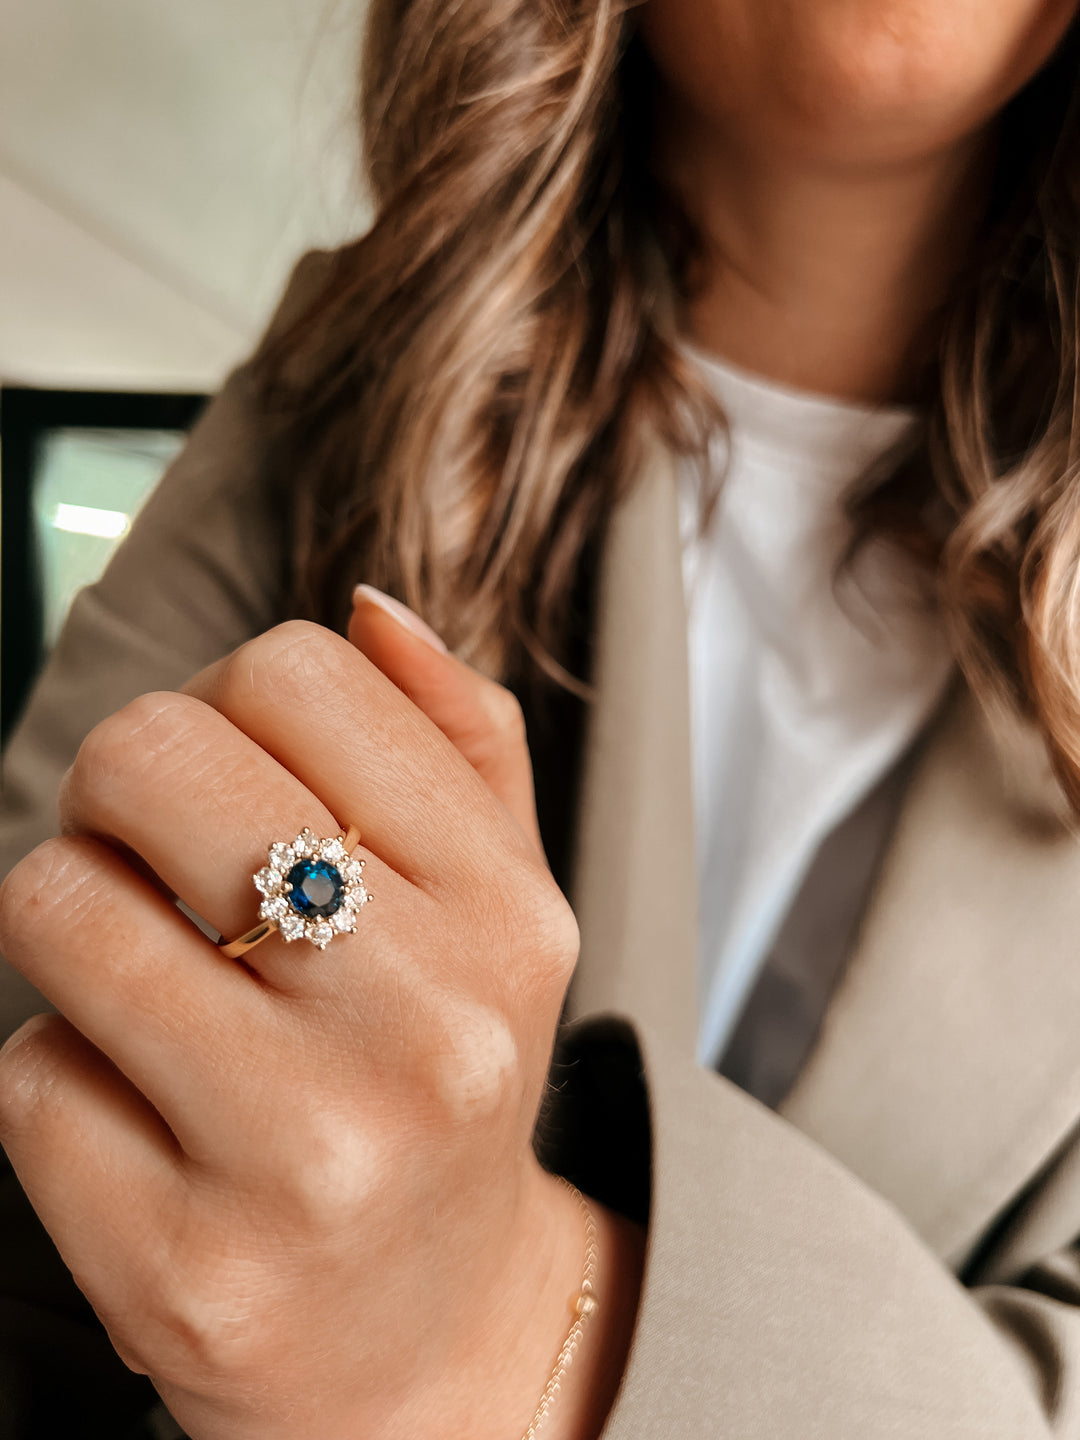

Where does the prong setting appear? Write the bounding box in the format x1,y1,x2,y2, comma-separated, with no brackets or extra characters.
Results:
251,830,370,949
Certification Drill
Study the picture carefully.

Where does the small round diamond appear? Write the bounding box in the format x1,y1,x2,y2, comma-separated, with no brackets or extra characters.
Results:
308,920,333,949
285,859,345,919
259,896,289,922
279,912,305,941
294,829,317,858
254,866,280,896
321,838,347,864
331,908,357,934
269,843,295,873
343,859,366,884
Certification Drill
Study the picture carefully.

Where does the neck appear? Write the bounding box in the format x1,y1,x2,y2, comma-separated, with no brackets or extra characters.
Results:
655,95,993,404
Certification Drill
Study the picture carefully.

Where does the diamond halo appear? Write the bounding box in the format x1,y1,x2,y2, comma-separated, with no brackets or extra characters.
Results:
253,828,371,950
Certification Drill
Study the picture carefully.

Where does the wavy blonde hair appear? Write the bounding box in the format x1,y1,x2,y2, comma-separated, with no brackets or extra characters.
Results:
257,0,714,691
258,1,1080,798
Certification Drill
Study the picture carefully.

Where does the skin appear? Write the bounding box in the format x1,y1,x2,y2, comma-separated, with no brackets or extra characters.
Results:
643,0,1080,400
0,3,1078,1437
0,604,642,1440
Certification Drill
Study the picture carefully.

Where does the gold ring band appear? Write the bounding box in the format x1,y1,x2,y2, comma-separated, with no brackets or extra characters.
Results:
220,823,368,958
219,918,280,960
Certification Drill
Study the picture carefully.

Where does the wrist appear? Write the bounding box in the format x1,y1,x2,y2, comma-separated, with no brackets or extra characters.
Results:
390,1165,645,1440
476,1167,644,1440
534,1186,645,1440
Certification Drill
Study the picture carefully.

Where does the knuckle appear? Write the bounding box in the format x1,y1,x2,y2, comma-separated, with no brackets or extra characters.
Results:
483,683,527,747
138,1224,279,1390
0,1013,71,1133
220,621,341,709
149,1275,267,1390
64,690,207,812
421,997,524,1127
0,835,106,953
502,859,580,990
274,1111,382,1231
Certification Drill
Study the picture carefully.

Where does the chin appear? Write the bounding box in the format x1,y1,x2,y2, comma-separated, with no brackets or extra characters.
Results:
641,0,1079,167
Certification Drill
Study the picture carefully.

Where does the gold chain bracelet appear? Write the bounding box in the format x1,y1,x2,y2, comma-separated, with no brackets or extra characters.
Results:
519,1181,600,1440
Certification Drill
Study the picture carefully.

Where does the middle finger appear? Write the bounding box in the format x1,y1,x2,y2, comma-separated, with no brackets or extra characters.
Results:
183,621,531,894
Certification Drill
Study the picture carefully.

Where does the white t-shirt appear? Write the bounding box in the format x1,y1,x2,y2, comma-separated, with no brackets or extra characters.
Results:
681,348,954,1068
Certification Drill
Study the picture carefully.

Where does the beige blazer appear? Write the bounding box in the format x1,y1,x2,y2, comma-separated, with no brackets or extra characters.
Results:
4,255,1080,1436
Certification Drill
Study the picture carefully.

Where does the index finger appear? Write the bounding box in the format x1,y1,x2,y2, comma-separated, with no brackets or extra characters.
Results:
182,621,530,892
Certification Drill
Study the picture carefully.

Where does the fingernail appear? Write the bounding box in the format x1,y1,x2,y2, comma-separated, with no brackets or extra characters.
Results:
352,584,448,653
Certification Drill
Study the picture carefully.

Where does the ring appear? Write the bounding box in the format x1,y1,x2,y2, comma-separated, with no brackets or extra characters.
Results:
219,825,371,958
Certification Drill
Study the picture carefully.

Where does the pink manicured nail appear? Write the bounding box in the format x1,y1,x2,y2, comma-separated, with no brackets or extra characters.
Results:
352,584,448,653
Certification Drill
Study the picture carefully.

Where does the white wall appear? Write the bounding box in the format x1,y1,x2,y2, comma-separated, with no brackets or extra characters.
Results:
0,0,370,390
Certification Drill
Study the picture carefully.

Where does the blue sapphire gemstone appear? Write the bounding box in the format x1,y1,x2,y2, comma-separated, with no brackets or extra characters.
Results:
285,859,345,919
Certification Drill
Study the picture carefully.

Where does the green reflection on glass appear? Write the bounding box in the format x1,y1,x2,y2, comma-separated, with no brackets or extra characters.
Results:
33,429,185,648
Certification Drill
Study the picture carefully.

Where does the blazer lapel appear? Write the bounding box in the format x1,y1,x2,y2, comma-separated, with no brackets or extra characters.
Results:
568,436,1080,1271
782,687,1080,1266
568,443,698,1054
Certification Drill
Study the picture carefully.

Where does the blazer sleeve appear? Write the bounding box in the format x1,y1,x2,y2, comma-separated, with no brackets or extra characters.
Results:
0,250,332,1037
548,1014,1079,1438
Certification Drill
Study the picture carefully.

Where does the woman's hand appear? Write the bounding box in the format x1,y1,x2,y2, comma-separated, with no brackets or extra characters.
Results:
0,608,641,1440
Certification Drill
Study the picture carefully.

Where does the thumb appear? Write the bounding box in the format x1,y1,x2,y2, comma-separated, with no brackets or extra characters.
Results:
348,586,544,857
